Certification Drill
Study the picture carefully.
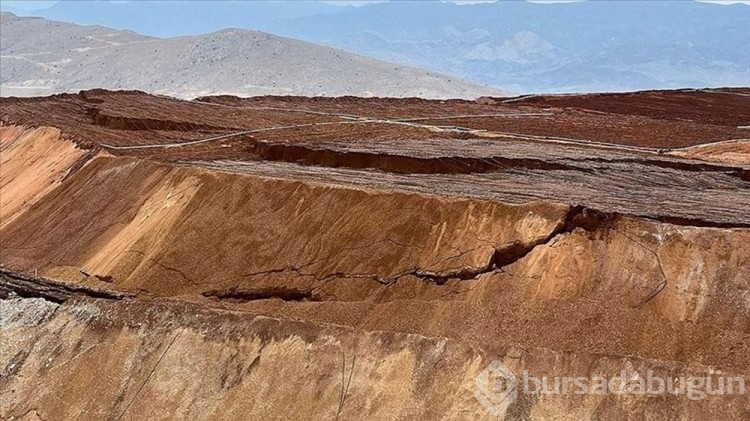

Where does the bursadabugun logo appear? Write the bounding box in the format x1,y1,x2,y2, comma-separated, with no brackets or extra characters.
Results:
475,360,745,415
474,360,519,416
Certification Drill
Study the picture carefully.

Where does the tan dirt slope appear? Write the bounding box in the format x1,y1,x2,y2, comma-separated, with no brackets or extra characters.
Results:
0,125,88,228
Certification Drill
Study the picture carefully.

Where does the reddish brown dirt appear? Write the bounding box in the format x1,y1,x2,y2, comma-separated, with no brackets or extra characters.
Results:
1,88,748,151
2,89,749,227
508,88,750,127
2,89,749,419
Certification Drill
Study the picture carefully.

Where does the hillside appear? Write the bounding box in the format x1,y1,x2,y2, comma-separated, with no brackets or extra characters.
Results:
1,89,749,419
0,12,500,99
4,0,749,93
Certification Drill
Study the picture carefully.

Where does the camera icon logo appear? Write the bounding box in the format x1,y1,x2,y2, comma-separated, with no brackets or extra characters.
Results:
474,360,519,416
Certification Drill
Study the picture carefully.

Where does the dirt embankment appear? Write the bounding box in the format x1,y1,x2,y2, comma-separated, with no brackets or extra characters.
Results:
1,89,749,419
671,140,750,166
2,88,749,150
507,88,750,127
1,130,748,375
2,295,747,421
0,125,90,228
0,154,568,295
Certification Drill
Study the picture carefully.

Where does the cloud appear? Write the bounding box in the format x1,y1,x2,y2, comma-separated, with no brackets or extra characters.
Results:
321,1,387,6
446,1,498,4
527,0,583,3
696,0,750,4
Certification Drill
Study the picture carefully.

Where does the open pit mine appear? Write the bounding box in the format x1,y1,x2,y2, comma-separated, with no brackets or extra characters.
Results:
1,88,749,420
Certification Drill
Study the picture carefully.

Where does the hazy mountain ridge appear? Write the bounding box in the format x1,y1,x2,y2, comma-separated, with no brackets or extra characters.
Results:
7,0,747,93
0,12,500,99
285,1,750,93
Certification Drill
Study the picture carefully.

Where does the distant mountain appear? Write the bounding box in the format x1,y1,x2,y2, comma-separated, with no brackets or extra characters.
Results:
5,0,748,93
284,0,750,93
0,12,500,99
4,0,342,37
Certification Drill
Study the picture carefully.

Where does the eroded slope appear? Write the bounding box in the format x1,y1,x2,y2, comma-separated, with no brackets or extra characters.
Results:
1,90,749,420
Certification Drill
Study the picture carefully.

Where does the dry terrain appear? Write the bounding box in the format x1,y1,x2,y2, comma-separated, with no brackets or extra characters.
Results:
1,88,749,420
0,12,500,99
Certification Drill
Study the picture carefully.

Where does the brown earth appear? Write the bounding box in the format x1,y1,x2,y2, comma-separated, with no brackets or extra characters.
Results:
672,140,750,166
1,89,749,420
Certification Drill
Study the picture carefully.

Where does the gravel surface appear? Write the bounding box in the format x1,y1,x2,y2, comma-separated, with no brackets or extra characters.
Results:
0,297,59,329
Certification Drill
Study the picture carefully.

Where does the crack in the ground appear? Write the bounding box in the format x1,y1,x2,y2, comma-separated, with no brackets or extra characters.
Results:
617,230,670,309
202,286,319,303
147,258,200,287
203,205,618,302
397,205,617,285
1,202,618,305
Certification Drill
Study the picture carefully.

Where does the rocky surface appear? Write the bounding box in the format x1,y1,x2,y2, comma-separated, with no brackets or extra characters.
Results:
0,12,500,99
1,89,749,419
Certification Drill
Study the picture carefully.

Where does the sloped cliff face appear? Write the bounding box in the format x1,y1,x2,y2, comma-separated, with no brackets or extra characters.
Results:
1,296,747,421
0,125,88,228
2,148,749,337
1,154,567,295
1,90,749,420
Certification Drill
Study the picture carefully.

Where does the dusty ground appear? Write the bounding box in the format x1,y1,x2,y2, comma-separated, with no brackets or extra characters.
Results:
1,89,749,420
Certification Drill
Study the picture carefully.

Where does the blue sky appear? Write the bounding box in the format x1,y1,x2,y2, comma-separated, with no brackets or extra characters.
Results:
2,0,748,92
3,0,749,13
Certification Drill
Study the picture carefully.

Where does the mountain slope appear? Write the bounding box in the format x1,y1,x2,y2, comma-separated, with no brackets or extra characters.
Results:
11,0,748,93
0,12,501,99
285,0,750,93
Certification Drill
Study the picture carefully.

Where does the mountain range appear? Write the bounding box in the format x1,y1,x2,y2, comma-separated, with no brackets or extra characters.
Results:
2,0,749,93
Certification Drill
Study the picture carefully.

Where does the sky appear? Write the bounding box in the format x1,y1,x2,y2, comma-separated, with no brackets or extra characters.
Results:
2,0,750,13
1,0,58,11
1,0,747,93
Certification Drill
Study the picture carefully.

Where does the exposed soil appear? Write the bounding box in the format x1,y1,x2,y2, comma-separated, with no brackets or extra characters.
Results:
1,88,748,152
1,89,749,420
508,88,750,127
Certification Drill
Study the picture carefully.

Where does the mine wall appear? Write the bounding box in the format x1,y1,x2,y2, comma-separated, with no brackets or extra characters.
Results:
1,123,749,420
